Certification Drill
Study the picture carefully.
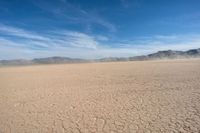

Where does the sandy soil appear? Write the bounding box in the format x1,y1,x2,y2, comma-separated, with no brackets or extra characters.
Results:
0,59,200,133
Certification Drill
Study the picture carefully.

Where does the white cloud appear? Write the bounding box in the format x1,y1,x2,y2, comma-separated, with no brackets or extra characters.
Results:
0,24,100,50
61,31,98,49
115,34,200,53
93,17,117,32
0,23,50,41
95,35,109,41
0,24,200,60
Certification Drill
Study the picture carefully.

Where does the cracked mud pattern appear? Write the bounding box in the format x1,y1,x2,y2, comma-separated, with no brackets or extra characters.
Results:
0,59,200,133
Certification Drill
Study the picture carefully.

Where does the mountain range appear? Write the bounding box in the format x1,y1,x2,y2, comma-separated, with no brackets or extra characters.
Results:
0,48,200,66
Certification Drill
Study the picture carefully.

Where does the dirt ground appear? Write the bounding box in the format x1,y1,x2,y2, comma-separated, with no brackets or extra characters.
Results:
0,59,200,133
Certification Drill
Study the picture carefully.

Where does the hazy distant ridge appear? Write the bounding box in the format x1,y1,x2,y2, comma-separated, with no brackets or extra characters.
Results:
130,48,200,61
0,48,200,66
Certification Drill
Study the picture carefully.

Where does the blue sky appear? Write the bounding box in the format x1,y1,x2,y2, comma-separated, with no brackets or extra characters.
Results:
0,0,200,59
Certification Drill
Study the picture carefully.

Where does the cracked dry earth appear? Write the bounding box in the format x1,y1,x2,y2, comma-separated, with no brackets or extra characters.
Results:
0,59,200,133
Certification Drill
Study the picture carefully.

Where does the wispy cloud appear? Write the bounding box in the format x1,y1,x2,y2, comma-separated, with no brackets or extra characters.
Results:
0,24,200,60
112,34,200,53
0,23,50,41
0,23,100,49
50,31,99,49
31,0,117,32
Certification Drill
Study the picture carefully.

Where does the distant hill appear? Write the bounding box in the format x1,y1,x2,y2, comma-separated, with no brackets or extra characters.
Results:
0,57,88,66
32,57,87,64
97,57,129,62
0,59,33,66
0,48,200,66
129,48,200,61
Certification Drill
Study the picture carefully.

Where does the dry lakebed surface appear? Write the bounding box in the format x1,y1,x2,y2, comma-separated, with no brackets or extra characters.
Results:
0,59,200,133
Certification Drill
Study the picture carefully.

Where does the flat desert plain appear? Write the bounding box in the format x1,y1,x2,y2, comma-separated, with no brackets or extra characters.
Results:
0,59,200,133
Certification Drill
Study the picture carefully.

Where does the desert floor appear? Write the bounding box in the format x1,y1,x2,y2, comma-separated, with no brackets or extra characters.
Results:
0,59,200,133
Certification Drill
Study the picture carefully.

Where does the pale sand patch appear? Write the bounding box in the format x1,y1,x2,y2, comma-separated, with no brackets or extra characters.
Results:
0,59,200,133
